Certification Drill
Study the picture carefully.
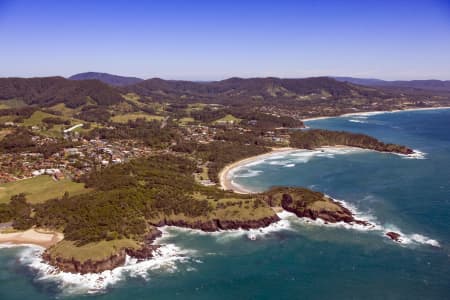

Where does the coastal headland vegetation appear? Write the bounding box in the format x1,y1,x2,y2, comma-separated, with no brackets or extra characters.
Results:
0,74,444,273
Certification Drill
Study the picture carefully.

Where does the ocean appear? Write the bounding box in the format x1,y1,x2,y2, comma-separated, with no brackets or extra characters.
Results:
1,108,449,299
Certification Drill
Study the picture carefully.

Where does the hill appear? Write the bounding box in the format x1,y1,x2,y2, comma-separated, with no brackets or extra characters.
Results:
0,77,124,108
69,72,144,86
124,76,387,105
1,76,448,119
335,77,450,92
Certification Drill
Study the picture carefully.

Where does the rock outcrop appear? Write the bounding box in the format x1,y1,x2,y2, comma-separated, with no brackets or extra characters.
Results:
43,249,127,274
386,231,401,242
43,229,163,274
279,192,369,226
42,213,284,274
151,215,280,232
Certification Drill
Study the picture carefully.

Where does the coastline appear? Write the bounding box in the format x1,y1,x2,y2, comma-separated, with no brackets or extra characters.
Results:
219,147,295,194
219,105,450,194
219,145,423,194
301,106,450,122
0,228,63,249
219,146,364,194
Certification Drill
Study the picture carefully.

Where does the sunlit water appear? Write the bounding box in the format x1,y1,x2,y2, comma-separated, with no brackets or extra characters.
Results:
1,108,449,299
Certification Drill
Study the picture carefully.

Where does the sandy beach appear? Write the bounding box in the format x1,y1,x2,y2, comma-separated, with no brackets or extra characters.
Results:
302,106,450,122
219,147,295,194
0,228,63,248
218,106,450,194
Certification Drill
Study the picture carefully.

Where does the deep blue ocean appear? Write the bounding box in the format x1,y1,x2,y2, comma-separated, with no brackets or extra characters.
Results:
1,108,449,299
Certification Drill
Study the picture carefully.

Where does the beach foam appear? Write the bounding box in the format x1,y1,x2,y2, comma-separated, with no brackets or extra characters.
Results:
158,216,293,243
16,241,197,296
403,149,426,159
348,119,368,123
342,111,391,118
231,147,425,181
157,199,440,249
286,197,441,248
226,148,438,247
232,147,366,173
233,169,263,178
0,243,43,249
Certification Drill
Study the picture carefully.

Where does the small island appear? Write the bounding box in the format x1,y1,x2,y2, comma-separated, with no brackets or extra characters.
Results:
0,129,414,274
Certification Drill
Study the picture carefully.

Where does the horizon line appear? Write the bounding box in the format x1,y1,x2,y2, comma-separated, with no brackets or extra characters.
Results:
0,72,449,82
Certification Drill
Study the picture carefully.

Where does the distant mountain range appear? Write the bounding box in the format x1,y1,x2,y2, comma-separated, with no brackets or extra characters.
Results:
0,73,448,111
334,77,450,92
69,72,144,87
123,76,382,104
68,72,450,93
0,75,382,108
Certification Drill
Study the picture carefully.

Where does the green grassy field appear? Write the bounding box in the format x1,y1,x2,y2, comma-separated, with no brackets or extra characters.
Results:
123,94,166,113
0,99,27,109
178,117,195,125
0,175,90,204
48,239,140,263
213,198,274,220
111,112,164,123
213,114,241,124
122,93,141,103
48,103,80,117
19,110,88,137
22,111,57,127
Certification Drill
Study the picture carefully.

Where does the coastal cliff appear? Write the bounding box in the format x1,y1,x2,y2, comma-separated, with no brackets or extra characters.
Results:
41,214,283,274
43,229,162,274
151,215,280,231
262,187,369,225
37,150,414,275
43,248,128,274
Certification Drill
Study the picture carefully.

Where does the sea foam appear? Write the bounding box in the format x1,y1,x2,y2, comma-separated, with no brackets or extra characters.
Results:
16,240,197,296
286,196,440,248
348,119,368,123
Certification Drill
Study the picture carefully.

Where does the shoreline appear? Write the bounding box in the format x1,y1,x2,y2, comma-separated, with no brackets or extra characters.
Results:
219,146,365,194
0,228,63,249
219,145,426,195
219,147,295,194
301,106,450,122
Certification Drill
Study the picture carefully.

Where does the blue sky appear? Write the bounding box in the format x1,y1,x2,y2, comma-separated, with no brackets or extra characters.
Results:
0,0,449,80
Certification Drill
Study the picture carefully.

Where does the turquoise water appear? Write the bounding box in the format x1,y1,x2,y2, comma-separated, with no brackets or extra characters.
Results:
1,108,449,299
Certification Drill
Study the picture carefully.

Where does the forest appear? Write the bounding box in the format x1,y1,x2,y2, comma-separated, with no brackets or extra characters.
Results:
290,129,413,154
0,155,253,245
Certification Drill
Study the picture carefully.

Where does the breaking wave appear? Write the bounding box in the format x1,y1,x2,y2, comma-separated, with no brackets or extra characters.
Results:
402,149,426,159
16,241,197,296
284,197,440,248
348,119,368,123
158,218,293,244
159,195,440,249
232,147,426,179
232,147,366,171
233,169,263,178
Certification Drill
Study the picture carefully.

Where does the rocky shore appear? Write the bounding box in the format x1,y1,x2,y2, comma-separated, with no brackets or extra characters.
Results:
150,215,280,232
42,187,406,274
42,248,128,274
43,229,163,274
279,192,370,226
42,215,282,274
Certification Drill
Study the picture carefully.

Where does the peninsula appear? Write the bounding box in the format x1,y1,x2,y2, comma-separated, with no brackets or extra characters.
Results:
1,132,412,273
